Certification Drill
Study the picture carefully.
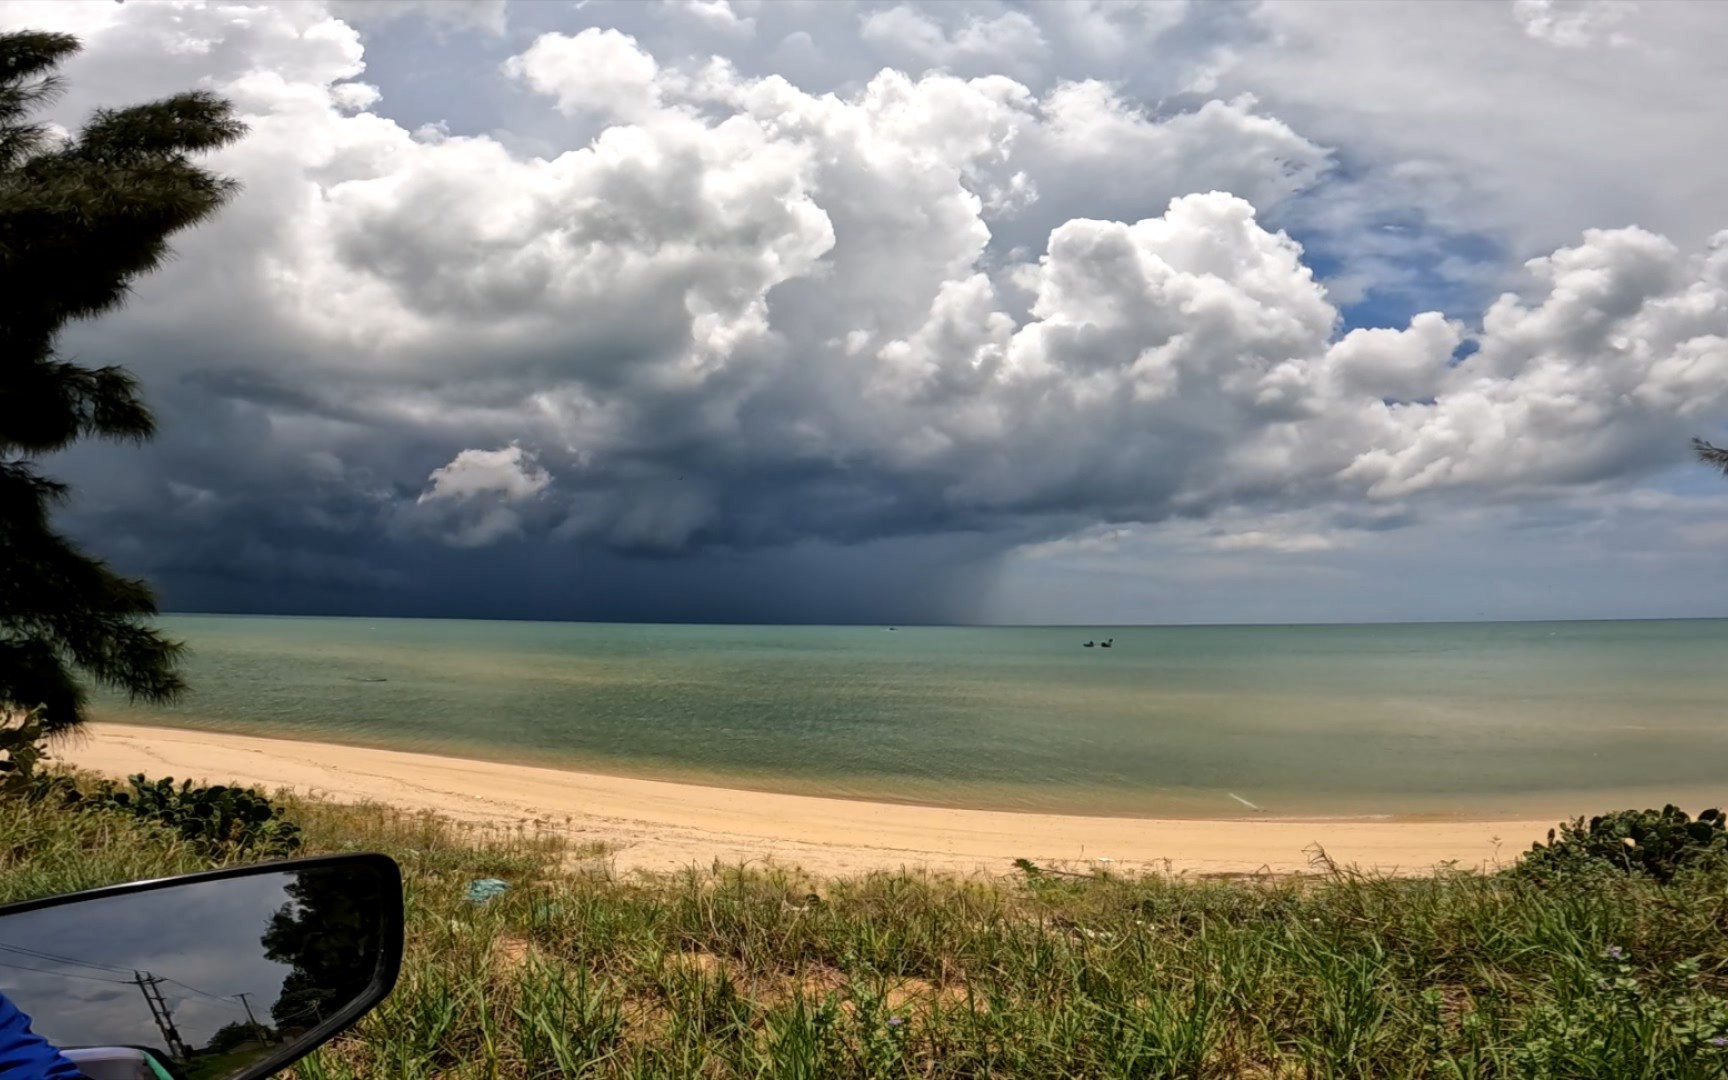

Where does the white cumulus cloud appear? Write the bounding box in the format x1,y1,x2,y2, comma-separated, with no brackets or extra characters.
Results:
4,0,1725,620
419,445,551,503
412,445,551,547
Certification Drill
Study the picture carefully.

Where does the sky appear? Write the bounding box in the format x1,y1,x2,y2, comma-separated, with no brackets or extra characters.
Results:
5,0,1728,625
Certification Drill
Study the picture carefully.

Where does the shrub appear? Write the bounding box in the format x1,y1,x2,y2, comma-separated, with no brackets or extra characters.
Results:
33,773,301,857
1517,805,1728,883
0,717,301,858
0,708,49,796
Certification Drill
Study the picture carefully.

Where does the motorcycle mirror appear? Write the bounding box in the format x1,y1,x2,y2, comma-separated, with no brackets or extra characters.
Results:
0,854,402,1080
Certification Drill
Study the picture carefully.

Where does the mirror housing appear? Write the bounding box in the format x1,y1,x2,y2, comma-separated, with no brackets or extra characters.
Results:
0,854,402,1080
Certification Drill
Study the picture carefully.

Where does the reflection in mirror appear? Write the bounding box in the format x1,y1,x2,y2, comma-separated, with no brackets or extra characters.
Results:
0,863,389,1080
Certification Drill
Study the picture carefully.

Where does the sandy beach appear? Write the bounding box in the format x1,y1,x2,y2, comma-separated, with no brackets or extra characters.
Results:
63,724,1557,878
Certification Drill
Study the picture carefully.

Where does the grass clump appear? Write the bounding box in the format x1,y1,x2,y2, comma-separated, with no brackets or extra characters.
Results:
7,776,1728,1078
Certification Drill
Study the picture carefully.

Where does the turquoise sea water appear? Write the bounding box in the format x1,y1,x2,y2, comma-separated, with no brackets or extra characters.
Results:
95,615,1728,820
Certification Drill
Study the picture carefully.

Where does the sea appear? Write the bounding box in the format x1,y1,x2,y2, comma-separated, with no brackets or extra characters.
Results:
91,615,1728,821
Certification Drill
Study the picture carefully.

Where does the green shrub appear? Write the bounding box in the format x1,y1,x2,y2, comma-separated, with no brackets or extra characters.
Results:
2,722,301,858
1509,950,1728,1075
0,709,49,797
32,773,301,857
1517,805,1728,883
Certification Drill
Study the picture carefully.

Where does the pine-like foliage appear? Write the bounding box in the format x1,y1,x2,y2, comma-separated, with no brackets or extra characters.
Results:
1696,438,1728,477
0,31,244,730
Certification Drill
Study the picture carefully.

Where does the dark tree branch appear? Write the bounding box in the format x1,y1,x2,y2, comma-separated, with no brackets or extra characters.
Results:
1695,438,1728,477
0,29,240,730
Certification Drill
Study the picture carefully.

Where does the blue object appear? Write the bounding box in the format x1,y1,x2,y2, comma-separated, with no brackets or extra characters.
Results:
466,878,509,905
0,989,86,1079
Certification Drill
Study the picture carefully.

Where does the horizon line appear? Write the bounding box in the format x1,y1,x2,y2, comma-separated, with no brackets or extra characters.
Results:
157,610,1728,630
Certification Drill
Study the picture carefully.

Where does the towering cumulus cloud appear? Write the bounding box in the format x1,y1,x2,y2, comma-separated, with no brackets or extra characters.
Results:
7,0,1727,622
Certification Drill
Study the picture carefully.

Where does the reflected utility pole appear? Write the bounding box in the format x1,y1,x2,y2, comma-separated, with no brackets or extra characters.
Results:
235,992,271,1046
133,971,193,1060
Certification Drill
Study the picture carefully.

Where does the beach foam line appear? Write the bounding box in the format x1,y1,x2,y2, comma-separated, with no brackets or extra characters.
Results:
64,723,1557,878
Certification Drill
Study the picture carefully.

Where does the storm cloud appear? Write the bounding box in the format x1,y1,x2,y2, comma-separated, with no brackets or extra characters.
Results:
7,0,1728,623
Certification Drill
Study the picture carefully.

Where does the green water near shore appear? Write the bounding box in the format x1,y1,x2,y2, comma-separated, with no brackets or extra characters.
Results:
96,615,1728,819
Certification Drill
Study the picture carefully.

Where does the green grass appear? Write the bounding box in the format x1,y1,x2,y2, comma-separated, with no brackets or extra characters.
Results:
6,779,1728,1078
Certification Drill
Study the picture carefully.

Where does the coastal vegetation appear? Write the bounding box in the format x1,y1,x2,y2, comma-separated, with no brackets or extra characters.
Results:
0,30,241,731
5,765,1728,1079
1698,438,1728,477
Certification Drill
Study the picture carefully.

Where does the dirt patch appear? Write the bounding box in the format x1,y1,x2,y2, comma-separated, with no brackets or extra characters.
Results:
796,964,847,997
885,975,970,1010
671,949,729,976
492,935,533,973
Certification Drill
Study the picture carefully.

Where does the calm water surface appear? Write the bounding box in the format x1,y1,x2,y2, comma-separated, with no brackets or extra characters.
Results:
95,616,1728,819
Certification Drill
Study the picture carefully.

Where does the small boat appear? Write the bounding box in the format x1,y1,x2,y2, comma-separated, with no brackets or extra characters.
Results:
1100,638,1114,649
1083,640,1095,648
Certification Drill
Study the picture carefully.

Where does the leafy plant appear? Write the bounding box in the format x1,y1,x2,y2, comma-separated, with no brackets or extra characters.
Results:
1509,948,1728,1076
0,707,48,796
1517,805,1728,883
40,773,300,857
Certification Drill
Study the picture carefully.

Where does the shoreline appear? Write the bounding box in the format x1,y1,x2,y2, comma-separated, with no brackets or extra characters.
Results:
61,724,1560,877
85,715,1652,825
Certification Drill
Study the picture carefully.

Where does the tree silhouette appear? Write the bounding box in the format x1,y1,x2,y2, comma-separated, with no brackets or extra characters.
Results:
202,1019,268,1056
260,868,386,1033
0,31,243,730
1695,438,1728,478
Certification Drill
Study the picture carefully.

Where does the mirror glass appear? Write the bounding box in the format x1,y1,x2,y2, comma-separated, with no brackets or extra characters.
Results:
0,863,391,1080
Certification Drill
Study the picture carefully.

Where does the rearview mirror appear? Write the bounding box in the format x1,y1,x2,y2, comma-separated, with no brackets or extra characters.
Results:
0,854,402,1080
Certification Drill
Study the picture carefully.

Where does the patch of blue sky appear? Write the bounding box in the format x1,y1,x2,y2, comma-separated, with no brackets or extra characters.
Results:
1264,147,1509,335
1281,225,1504,337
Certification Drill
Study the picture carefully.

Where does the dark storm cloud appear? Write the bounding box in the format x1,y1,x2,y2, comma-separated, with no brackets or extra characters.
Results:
73,476,1006,625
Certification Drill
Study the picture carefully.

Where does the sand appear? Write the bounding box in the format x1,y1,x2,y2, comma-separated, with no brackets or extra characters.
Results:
61,724,1557,878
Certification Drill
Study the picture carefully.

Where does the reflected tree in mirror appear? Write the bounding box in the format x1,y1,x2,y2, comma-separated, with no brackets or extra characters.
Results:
260,868,386,1037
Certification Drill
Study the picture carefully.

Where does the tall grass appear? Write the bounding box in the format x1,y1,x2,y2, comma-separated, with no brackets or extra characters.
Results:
5,780,1727,1077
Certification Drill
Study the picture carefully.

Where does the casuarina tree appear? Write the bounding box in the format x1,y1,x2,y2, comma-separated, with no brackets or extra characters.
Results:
0,31,243,731
1697,438,1728,477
